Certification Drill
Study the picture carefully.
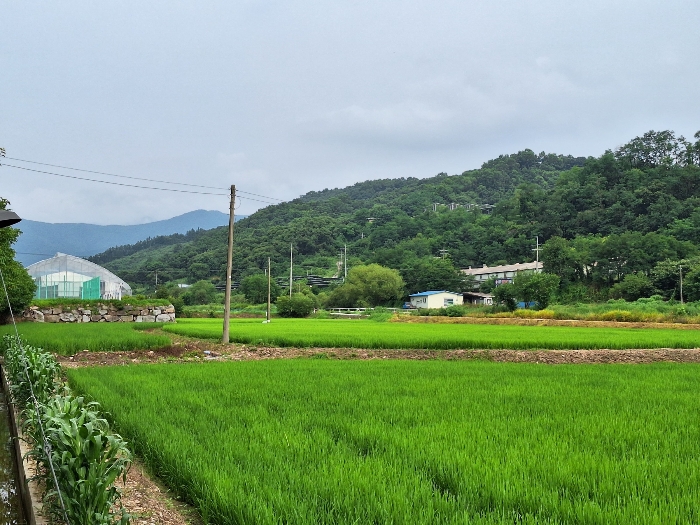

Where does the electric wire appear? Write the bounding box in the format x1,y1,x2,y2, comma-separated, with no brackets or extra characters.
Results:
0,163,282,205
4,157,285,201
0,267,71,525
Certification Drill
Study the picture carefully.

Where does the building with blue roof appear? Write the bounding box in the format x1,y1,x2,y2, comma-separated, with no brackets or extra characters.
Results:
408,290,463,309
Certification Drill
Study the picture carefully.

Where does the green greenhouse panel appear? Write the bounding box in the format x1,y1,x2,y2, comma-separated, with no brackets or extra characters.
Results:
81,276,101,300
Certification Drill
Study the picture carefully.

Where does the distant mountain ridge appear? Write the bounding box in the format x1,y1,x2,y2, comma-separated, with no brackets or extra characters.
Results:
15,210,238,266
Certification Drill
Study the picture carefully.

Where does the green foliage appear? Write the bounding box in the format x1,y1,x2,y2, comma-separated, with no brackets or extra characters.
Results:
68,360,700,524
493,284,518,311
328,264,404,308
276,293,315,318
167,318,700,350
609,273,656,301
0,198,36,322
2,336,131,524
513,272,560,309
182,280,218,305
239,274,281,304
401,258,470,294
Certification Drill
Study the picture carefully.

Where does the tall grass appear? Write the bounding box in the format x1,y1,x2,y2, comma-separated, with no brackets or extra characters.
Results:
67,360,700,524
0,323,171,355
164,318,700,350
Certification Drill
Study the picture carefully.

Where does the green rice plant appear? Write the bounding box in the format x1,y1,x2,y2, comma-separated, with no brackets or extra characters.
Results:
163,318,700,350
0,323,172,355
67,360,700,524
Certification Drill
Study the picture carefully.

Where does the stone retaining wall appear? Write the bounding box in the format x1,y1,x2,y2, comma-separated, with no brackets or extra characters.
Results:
23,304,176,323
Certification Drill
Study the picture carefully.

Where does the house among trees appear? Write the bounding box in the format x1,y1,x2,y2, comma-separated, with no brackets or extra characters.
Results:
462,262,541,288
408,291,463,309
463,291,494,305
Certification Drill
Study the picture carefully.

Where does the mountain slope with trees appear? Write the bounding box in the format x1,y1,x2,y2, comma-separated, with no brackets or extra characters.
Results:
92,130,700,303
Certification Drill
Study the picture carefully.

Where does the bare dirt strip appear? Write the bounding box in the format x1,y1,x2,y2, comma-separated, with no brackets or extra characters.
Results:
57,330,700,524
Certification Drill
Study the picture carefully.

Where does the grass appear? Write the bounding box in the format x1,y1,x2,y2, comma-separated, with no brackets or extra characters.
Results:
67,360,700,524
162,317,700,350
0,322,172,355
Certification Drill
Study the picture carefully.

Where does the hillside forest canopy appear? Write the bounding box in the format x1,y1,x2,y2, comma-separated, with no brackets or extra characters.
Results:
90,130,700,306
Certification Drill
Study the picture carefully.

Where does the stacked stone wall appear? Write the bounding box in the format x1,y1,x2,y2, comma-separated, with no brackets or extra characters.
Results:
23,304,176,323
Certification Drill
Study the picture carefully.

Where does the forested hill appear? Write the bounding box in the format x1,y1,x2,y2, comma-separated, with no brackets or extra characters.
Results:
93,130,700,296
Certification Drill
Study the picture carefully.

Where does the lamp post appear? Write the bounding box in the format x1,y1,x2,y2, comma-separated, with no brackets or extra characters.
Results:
0,210,21,229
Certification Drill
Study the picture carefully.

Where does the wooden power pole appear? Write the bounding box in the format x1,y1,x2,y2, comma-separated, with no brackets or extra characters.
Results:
267,257,271,323
222,185,236,343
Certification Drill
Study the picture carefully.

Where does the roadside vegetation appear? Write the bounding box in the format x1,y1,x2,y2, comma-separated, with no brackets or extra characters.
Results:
67,360,700,525
3,335,131,524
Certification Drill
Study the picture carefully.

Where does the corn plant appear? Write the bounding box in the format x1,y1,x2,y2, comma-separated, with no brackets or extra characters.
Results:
23,392,132,525
2,334,60,406
2,335,131,524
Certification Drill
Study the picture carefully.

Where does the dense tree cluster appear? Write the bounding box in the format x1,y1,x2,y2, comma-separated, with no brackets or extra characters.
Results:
93,130,700,305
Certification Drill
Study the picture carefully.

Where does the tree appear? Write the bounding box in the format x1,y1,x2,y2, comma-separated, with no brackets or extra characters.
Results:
609,273,656,301
239,274,281,304
401,257,471,294
328,264,404,308
514,272,560,309
182,280,218,305
0,199,35,323
493,283,517,311
276,293,315,318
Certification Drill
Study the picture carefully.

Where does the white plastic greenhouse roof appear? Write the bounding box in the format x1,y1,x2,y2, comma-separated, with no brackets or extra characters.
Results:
26,253,132,294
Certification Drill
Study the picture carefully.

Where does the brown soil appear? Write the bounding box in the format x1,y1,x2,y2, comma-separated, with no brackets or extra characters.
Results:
118,459,201,525
57,328,700,523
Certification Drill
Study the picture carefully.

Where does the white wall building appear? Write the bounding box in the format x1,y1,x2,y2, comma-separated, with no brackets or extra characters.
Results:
409,291,464,309
461,262,541,287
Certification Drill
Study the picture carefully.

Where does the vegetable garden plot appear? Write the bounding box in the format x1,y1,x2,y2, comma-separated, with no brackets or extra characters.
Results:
68,360,700,525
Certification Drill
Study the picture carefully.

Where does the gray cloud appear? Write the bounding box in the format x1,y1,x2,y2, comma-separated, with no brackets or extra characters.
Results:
1,0,699,224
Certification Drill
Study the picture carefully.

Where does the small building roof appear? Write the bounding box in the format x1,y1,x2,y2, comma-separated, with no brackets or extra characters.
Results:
461,261,540,276
409,290,463,297
463,291,494,298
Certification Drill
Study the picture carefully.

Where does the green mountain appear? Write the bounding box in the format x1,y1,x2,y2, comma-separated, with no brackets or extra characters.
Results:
92,130,700,298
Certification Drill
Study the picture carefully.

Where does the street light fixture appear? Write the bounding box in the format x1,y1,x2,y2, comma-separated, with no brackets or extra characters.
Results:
0,210,21,229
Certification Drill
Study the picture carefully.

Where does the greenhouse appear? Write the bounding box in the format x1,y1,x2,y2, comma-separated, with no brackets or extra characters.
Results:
26,253,132,300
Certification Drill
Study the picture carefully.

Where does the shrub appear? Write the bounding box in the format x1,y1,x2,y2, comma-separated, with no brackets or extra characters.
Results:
276,293,315,318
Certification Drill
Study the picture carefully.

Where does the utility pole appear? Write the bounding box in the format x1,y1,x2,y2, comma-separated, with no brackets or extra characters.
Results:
155,270,158,287
344,244,348,280
680,264,684,304
438,248,449,259
289,243,293,297
532,236,541,271
222,185,236,344
266,257,271,323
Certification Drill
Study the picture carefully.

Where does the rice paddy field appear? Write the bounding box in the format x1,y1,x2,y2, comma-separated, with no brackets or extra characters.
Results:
163,317,700,350
0,322,171,354
67,360,700,524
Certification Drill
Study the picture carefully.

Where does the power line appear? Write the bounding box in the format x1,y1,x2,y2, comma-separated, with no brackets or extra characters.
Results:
5,156,285,202
6,156,228,191
1,163,229,195
1,162,284,205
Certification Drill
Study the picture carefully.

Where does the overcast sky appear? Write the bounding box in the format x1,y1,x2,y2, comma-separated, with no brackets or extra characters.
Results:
2,1,699,225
